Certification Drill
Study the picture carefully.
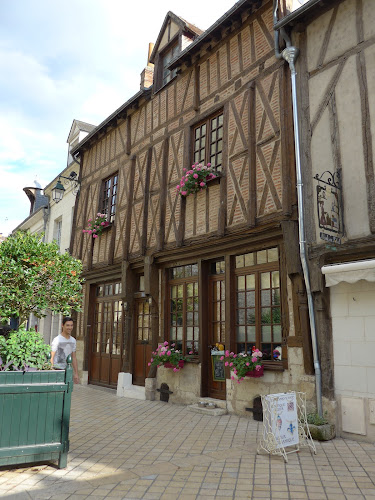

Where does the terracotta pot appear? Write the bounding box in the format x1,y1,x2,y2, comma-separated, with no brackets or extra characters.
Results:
163,360,185,369
245,365,264,378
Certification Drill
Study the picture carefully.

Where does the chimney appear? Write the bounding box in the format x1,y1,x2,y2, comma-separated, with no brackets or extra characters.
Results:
140,43,155,89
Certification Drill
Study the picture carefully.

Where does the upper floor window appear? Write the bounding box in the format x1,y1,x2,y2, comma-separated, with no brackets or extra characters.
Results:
53,218,62,250
162,43,179,87
101,173,118,223
193,112,223,172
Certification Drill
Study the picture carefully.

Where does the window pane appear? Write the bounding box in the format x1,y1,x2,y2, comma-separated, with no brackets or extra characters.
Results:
262,326,272,342
257,250,267,264
272,271,280,288
244,253,254,266
237,276,245,290
247,326,256,342
237,326,246,342
268,248,278,262
236,256,244,268
261,290,271,306
273,325,282,343
261,273,270,289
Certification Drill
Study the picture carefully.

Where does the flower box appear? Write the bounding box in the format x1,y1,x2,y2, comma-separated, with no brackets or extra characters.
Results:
245,365,264,378
164,360,185,369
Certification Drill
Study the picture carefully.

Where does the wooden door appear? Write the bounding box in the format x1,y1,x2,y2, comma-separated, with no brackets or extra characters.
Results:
90,283,124,388
133,299,153,386
207,275,226,400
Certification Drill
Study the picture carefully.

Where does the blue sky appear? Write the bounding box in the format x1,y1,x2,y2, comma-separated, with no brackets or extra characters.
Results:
0,0,236,235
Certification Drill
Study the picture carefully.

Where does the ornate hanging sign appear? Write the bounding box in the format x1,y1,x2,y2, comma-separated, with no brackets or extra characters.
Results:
314,170,343,245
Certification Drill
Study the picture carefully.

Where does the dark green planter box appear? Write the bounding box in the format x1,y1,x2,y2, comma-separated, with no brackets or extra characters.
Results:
0,360,73,469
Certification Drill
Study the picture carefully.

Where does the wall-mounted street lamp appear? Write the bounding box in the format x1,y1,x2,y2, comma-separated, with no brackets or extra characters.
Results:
51,171,81,203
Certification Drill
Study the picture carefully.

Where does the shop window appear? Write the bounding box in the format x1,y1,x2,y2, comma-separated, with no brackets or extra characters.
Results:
101,173,118,223
168,264,199,356
193,112,223,172
234,247,282,362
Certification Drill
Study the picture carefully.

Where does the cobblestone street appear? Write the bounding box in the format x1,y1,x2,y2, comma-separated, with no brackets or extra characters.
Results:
0,385,374,500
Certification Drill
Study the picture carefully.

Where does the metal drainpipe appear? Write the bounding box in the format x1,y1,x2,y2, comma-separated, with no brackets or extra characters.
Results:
273,0,323,416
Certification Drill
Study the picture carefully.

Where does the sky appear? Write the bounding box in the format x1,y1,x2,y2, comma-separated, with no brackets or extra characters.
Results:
0,0,237,236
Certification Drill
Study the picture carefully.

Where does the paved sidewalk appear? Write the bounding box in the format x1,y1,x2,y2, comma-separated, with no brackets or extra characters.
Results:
0,385,374,500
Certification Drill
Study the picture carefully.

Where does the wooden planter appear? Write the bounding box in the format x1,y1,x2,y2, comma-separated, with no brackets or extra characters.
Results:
0,357,73,469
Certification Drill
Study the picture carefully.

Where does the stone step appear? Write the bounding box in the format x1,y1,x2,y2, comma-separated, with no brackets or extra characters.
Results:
199,397,227,410
187,403,227,416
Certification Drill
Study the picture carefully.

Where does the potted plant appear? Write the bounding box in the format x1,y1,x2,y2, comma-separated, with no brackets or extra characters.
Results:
0,231,83,469
176,162,218,197
305,412,336,441
149,341,186,372
223,348,264,383
82,213,110,238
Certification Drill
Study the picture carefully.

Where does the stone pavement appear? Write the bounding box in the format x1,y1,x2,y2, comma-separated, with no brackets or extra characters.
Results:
0,385,374,500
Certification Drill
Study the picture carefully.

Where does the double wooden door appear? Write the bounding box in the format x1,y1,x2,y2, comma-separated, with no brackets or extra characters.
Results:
90,297,124,387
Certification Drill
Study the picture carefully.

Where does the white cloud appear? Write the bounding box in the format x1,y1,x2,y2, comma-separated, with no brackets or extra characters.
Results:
0,0,237,235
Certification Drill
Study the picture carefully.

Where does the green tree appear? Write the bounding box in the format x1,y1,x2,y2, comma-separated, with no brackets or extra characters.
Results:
0,231,83,325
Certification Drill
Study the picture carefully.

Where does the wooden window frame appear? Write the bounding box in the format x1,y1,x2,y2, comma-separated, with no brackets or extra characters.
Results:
101,172,118,224
192,110,224,172
155,35,180,92
233,251,286,369
167,266,199,357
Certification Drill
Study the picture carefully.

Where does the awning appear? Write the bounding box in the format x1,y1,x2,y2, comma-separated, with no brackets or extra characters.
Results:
321,259,375,287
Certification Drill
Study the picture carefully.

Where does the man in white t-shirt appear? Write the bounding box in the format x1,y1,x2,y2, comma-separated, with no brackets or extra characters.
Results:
51,317,79,384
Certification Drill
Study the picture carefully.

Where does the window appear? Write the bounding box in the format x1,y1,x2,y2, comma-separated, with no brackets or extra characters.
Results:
161,43,179,87
235,247,282,362
168,264,199,356
54,218,62,250
193,112,223,171
93,281,123,356
101,173,118,223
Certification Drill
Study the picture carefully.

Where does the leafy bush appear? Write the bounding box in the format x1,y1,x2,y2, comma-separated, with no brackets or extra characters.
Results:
0,328,51,371
0,231,83,324
307,412,329,426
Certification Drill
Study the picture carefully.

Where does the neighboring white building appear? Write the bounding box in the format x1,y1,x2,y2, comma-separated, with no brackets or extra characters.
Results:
12,119,95,344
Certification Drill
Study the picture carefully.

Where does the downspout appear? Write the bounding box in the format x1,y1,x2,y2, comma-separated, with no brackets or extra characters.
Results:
273,0,323,416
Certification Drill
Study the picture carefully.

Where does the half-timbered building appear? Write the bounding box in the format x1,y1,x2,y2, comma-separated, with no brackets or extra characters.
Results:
277,0,375,441
70,0,318,414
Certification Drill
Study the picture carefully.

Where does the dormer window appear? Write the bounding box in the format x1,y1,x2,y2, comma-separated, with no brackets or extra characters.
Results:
149,11,203,93
162,42,179,86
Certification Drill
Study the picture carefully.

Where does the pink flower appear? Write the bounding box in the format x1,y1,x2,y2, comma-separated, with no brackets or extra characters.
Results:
176,185,180,190
231,376,235,380
87,218,92,222
189,351,193,354
171,343,175,347
97,213,101,216
150,358,153,362
93,234,98,239
237,379,241,384
173,367,178,372
82,230,86,233
229,362,233,367
255,365,262,371
167,351,171,356
101,222,106,226
207,163,211,167
233,354,237,358
181,191,187,196
225,350,230,357
164,341,169,346
225,361,229,367
88,230,92,235
93,229,96,232
220,356,224,361
196,167,201,171
246,362,250,367
193,173,198,179
200,182,205,187
230,352,234,356
183,168,186,172
252,357,257,363
148,362,151,366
